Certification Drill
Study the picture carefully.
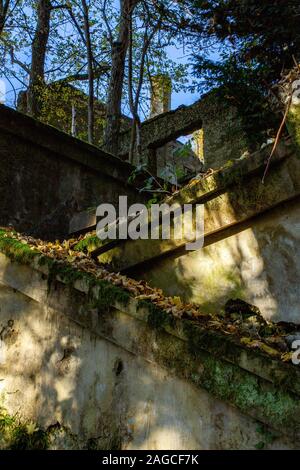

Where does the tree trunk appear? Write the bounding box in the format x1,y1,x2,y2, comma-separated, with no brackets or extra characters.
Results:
0,0,10,36
27,0,51,117
103,0,138,155
82,0,94,144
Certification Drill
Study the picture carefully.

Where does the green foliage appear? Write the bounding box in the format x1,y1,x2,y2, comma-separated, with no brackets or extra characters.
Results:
173,140,193,160
127,163,148,185
74,235,103,253
127,163,169,206
0,230,38,264
0,408,48,450
188,0,300,90
138,300,174,331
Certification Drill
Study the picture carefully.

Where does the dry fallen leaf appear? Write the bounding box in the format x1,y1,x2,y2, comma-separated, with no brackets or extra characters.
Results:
1,228,296,365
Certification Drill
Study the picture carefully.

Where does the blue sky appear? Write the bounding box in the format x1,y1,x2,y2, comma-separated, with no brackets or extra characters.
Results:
1,0,201,112
2,46,199,111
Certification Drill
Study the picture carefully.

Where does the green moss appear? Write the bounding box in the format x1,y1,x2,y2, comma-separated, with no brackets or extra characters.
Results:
74,235,103,253
216,162,244,188
287,105,300,157
0,231,130,313
0,230,38,264
47,259,88,287
91,279,130,312
181,321,299,432
44,258,130,312
0,408,48,450
138,300,175,331
144,319,300,435
255,423,277,449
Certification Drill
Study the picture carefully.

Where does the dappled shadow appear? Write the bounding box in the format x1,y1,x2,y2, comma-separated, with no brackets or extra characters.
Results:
128,146,300,324
0,255,298,450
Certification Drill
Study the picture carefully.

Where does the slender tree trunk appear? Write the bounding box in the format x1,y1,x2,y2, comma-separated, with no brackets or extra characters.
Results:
82,0,94,144
103,0,138,155
127,8,161,165
27,0,51,117
0,0,10,36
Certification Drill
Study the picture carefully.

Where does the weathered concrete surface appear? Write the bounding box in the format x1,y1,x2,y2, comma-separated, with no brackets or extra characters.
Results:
0,104,146,240
0,253,299,449
94,138,300,323
133,144,300,323
18,83,132,147
134,198,300,323
117,89,257,171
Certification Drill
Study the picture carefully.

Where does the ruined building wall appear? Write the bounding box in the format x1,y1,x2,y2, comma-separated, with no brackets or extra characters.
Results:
0,252,298,450
94,138,300,324
0,104,145,240
117,88,262,179
17,83,132,147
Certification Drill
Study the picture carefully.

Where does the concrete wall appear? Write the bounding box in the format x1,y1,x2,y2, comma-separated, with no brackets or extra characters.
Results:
135,197,300,323
95,138,300,323
117,88,260,174
0,105,145,240
0,253,298,450
133,141,300,323
18,84,132,147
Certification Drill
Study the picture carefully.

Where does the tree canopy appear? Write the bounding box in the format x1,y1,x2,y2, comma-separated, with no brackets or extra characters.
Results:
0,0,298,152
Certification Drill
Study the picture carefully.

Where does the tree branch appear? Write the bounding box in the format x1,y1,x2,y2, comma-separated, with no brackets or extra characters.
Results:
102,0,113,45
57,64,110,83
8,45,30,74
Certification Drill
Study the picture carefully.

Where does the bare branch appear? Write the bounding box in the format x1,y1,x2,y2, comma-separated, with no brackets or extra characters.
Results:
56,65,110,83
8,45,30,74
102,0,113,45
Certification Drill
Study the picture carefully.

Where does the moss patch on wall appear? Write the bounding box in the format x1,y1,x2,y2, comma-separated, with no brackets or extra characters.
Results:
138,299,175,331
0,407,48,450
151,321,300,437
0,230,38,265
288,105,300,157
74,234,103,253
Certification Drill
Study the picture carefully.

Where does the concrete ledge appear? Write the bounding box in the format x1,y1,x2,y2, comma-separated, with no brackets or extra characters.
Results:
0,105,152,238
0,104,139,187
0,251,300,443
94,138,298,271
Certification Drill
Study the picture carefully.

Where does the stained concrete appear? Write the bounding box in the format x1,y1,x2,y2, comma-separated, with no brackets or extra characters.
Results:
0,104,147,240
94,138,300,323
0,253,299,449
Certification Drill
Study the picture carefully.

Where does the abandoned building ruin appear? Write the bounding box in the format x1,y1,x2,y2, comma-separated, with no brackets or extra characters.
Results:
17,75,204,183
0,75,300,449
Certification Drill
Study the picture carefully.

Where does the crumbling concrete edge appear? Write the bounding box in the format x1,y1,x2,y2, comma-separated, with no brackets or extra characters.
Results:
0,244,299,442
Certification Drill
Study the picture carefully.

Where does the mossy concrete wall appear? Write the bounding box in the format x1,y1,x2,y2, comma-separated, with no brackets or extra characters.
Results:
96,138,300,323
0,253,299,449
0,105,145,240
287,78,300,156
135,197,300,322
117,89,256,172
18,84,132,147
